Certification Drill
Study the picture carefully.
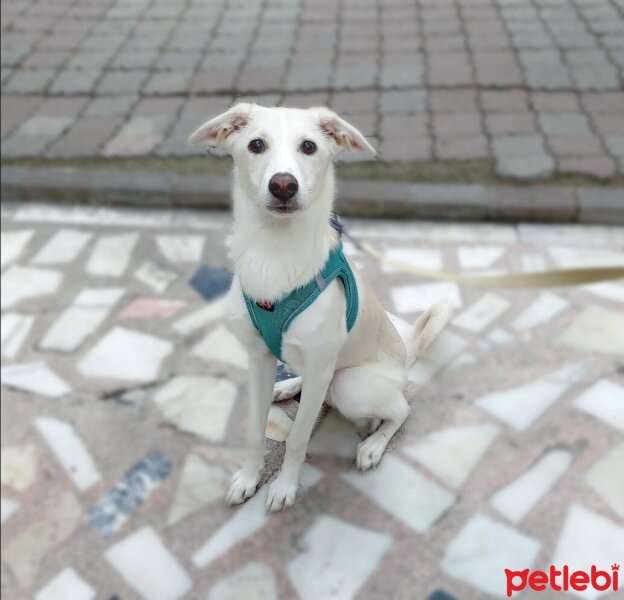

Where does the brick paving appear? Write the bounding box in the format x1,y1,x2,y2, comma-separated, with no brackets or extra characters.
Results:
1,0,623,180
2,202,624,599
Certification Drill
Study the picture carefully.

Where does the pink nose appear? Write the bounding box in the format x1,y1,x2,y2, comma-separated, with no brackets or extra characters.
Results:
268,173,298,201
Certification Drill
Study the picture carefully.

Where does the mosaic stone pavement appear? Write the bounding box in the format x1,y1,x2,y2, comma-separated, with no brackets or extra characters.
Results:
1,201,624,600
1,0,624,180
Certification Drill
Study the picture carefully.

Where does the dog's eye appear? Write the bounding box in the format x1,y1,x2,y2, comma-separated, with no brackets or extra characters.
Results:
301,140,317,155
248,138,265,154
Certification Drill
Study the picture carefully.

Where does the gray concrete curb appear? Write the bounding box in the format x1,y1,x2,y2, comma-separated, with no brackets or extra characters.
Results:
1,165,622,223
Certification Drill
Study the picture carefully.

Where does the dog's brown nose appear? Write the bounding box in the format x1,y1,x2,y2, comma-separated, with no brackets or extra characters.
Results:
268,173,298,201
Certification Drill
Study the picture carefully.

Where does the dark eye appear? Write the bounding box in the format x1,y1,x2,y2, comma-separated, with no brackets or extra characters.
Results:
301,140,317,155
248,138,265,154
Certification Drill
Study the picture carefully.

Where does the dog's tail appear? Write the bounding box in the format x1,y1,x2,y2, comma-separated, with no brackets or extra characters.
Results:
405,299,453,369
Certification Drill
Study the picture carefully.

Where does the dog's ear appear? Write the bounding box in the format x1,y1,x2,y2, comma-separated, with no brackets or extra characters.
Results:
189,103,253,148
313,107,376,156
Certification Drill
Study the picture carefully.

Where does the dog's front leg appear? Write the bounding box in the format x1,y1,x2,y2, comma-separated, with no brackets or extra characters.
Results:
266,360,334,512
226,349,276,505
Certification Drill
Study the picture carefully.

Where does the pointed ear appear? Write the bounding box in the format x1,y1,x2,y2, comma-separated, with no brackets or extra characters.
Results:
188,103,253,148
313,107,376,157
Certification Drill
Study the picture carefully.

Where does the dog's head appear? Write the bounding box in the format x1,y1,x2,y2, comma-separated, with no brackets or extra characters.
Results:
190,104,375,217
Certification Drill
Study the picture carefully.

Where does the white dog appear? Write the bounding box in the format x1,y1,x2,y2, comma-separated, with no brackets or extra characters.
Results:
190,104,451,512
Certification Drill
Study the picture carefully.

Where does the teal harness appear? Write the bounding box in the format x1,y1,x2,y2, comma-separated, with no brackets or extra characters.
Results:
243,238,359,363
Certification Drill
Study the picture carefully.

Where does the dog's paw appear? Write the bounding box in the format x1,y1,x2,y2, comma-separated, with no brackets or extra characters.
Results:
265,476,298,512
272,377,302,402
225,469,260,505
356,435,387,471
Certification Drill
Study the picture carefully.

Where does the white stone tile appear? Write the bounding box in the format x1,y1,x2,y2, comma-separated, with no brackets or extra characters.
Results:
1,497,20,524
192,464,322,569
381,247,442,273
35,568,95,600
408,330,468,386
156,235,204,263
34,417,102,492
193,324,248,370
265,405,293,442
134,260,178,294
1,266,63,309
153,376,237,442
441,513,541,597
12,203,228,230
1,313,34,358
521,252,546,273
573,379,624,432
172,301,225,335
341,454,456,533
402,423,500,489
585,442,624,519
475,361,587,431
550,246,624,268
193,487,268,569
458,246,505,269
78,327,172,382
40,288,125,352
1,444,37,491
511,292,569,331
489,448,573,523
1,361,70,398
391,282,462,314
479,327,514,351
286,515,392,600
309,411,361,458
557,305,624,356
551,504,624,600
452,293,510,332
519,223,624,248
583,281,624,304
86,233,139,277
167,453,228,526
445,351,478,372
208,562,277,600
2,490,81,588
1,229,34,268
105,526,192,600
31,229,92,265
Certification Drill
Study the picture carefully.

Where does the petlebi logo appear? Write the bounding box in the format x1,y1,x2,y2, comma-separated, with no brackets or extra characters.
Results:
505,563,620,597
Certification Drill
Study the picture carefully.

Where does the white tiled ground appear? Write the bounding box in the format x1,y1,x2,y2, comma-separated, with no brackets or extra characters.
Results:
1,202,623,600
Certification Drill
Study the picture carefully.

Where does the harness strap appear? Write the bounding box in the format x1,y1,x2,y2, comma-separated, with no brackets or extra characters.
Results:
243,241,358,362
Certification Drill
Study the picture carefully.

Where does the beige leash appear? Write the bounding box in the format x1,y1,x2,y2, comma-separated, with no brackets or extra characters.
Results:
357,240,624,289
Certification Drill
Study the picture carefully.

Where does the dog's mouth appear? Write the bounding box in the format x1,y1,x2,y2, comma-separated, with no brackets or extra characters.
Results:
267,200,299,215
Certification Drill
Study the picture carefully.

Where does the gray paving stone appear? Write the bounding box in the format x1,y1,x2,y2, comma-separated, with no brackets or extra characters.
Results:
2,115,74,157
143,71,195,96
2,0,624,182
97,71,149,95
155,52,203,72
496,155,555,180
49,69,103,95
47,116,124,157
84,96,139,118
66,49,117,70
380,89,427,114
3,69,57,94
539,113,591,135
492,134,547,157
112,51,158,70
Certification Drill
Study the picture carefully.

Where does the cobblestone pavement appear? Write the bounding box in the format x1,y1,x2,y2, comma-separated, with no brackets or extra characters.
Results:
2,201,624,599
1,0,624,181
